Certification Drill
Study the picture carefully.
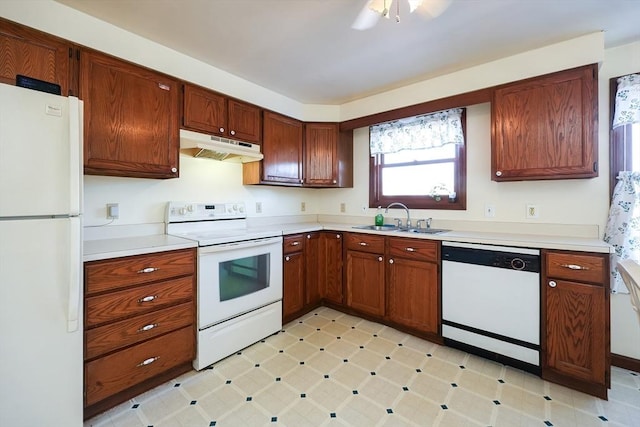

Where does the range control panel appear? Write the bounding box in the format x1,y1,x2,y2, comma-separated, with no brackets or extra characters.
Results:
166,202,246,222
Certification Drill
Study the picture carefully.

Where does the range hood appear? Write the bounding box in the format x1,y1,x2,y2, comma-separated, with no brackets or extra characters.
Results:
180,129,263,163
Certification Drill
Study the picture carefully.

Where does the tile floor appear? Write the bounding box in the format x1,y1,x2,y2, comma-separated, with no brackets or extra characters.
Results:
86,307,640,427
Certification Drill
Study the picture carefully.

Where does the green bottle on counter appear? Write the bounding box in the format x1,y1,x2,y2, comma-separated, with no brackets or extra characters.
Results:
374,206,384,226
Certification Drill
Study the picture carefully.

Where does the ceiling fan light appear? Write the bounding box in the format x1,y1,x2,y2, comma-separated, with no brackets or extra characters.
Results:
368,0,391,18
408,0,423,13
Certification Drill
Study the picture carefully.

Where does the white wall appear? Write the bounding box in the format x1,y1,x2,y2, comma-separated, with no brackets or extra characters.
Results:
2,1,638,359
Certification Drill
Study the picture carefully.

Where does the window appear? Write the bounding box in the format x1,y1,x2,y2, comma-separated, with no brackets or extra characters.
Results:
610,73,640,195
370,108,466,210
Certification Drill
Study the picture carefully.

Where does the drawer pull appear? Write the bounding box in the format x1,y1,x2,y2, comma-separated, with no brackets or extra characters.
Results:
138,295,157,303
138,323,158,332
285,256,290,261
549,280,557,288
137,267,158,274
359,242,368,246
405,247,416,252
560,263,589,271
291,241,300,246
137,356,159,367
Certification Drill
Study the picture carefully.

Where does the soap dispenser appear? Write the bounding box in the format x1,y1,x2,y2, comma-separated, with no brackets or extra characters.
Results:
374,206,384,226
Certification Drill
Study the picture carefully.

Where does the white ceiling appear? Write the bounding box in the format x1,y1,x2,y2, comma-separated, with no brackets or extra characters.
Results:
56,0,640,105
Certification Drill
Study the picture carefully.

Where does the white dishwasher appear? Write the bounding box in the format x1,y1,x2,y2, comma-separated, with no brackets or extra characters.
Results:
441,241,541,373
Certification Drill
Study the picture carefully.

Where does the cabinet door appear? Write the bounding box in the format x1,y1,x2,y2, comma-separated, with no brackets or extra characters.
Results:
544,278,606,385
182,84,226,136
388,257,438,334
304,123,338,187
322,232,344,305
346,250,385,316
81,50,180,179
228,99,261,143
492,64,598,181
283,251,305,320
0,18,74,95
262,111,303,184
305,233,321,307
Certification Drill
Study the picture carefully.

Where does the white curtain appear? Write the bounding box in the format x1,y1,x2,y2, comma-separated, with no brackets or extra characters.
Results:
369,108,463,155
603,172,640,293
612,73,640,128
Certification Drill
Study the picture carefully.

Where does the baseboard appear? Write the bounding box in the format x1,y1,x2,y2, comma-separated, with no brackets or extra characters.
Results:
611,353,640,373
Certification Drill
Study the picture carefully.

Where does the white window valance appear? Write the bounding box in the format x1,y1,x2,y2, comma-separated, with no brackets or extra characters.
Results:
612,73,640,128
369,108,464,155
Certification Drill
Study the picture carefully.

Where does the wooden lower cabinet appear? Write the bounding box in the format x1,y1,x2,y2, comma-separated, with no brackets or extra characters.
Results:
83,248,196,418
386,237,440,335
305,232,322,306
542,250,610,399
345,234,386,317
321,232,344,305
283,234,305,322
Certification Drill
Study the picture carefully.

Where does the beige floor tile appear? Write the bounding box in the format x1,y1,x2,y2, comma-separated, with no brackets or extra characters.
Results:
308,379,353,411
348,347,386,371
447,387,495,425
408,374,451,403
390,346,429,368
457,369,500,398
321,321,352,337
336,395,384,427
394,393,441,424
306,348,344,372
283,340,318,360
358,376,403,407
421,356,461,380
340,327,375,345
231,366,274,395
197,386,244,418
437,409,484,426
331,362,371,389
365,335,402,355
253,382,298,414
282,365,325,391
304,330,336,347
260,352,299,376
324,338,361,359
376,358,417,386
153,406,208,427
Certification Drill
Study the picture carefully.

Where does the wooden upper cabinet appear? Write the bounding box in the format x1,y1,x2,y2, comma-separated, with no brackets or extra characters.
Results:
491,64,598,181
0,17,75,95
304,123,353,188
261,111,303,185
80,50,180,179
182,84,261,143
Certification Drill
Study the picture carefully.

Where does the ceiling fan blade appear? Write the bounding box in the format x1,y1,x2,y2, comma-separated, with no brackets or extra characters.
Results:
351,1,382,30
416,0,453,19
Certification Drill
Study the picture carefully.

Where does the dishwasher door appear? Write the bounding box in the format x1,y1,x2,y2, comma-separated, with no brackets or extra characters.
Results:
442,241,541,370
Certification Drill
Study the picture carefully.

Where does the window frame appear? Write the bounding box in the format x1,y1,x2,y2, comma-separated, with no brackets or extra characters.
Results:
609,72,639,198
369,109,467,210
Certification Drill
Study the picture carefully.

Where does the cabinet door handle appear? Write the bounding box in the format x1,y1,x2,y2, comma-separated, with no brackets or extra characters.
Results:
332,179,337,184
496,171,502,177
359,242,368,246
405,247,415,252
307,235,311,239
389,259,394,264
548,280,557,288
137,267,158,274
138,323,158,332
138,295,157,303
560,263,589,270
291,241,300,246
230,130,236,136
171,167,177,173
336,234,341,239
285,256,290,261
378,256,383,262
219,127,225,133
137,356,159,367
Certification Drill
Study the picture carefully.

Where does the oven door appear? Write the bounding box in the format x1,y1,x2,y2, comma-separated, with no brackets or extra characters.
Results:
198,236,283,329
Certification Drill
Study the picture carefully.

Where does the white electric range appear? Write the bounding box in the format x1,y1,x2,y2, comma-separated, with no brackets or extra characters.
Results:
166,201,283,370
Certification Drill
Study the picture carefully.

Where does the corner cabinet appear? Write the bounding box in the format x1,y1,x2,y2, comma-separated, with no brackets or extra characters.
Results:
182,83,261,143
491,64,598,181
83,248,196,418
80,50,180,179
0,17,76,96
542,250,610,399
303,123,353,187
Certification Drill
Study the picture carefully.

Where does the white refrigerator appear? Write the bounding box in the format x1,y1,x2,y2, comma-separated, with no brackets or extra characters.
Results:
0,83,83,426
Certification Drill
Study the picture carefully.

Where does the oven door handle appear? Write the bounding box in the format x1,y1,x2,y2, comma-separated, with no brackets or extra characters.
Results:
198,236,283,254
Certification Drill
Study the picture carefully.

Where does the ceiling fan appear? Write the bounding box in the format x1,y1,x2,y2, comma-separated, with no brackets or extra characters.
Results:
352,0,452,30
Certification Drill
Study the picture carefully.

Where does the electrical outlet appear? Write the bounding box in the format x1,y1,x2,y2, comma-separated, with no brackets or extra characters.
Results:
340,202,346,213
255,202,262,214
484,204,496,218
106,203,119,219
362,205,368,212
301,202,306,212
526,204,540,219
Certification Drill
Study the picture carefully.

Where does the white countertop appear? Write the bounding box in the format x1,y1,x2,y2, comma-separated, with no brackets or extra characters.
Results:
83,234,197,262
83,220,612,261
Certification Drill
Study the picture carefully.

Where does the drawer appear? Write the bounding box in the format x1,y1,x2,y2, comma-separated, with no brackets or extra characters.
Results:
283,234,304,254
85,248,195,295
85,326,193,406
387,237,438,262
86,276,193,327
85,302,193,360
346,233,385,254
545,251,606,284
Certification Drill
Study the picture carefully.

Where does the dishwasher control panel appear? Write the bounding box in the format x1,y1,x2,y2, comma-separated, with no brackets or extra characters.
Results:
442,242,540,273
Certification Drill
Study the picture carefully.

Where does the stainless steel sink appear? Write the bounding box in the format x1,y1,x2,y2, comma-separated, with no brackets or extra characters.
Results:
352,224,400,231
398,228,450,234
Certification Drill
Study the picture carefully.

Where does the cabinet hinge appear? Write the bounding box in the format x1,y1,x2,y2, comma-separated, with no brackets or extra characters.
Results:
69,47,72,58
76,49,80,60
593,161,598,173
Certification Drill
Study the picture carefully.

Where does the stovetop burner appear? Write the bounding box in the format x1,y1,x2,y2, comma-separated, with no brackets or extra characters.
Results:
165,201,281,246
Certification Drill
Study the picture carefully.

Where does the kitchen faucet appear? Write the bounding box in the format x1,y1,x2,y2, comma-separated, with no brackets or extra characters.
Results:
385,202,411,228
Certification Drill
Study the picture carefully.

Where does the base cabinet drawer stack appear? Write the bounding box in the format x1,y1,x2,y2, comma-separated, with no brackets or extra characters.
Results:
83,248,196,418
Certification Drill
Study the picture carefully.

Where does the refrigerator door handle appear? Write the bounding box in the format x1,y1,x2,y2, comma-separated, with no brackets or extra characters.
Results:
67,217,82,332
